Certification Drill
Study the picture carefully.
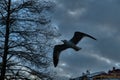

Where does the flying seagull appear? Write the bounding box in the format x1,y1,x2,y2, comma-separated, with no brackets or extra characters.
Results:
53,31,97,67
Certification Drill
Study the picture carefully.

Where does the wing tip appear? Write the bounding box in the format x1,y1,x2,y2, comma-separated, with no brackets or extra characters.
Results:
53,60,58,67
54,64,57,67
75,31,97,40
94,38,97,40
90,36,97,40
53,55,58,67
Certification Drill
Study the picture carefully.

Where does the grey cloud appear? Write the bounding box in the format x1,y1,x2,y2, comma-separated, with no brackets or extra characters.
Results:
57,50,114,78
80,0,120,25
53,0,120,79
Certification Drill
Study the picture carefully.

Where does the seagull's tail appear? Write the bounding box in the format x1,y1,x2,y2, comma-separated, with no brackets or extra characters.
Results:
74,46,81,51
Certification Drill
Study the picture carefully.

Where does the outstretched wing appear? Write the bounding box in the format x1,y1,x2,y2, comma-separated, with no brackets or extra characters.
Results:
53,44,68,67
70,32,97,44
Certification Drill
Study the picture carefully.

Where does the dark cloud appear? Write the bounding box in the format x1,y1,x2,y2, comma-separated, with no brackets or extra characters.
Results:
53,0,120,79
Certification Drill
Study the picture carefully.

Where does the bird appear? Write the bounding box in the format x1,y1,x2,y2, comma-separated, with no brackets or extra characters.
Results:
53,31,97,67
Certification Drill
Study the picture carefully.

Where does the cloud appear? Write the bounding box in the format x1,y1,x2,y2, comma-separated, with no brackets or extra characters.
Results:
53,0,120,79
68,8,86,17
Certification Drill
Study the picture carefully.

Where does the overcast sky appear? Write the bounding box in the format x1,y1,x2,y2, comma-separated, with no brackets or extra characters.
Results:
52,0,120,79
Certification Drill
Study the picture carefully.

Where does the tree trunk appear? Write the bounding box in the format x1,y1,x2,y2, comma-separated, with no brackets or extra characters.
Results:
0,0,11,80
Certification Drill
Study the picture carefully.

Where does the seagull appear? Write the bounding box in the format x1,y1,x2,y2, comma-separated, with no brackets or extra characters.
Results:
53,31,97,67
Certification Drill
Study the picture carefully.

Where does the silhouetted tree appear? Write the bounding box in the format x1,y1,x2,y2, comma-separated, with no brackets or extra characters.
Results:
0,0,59,80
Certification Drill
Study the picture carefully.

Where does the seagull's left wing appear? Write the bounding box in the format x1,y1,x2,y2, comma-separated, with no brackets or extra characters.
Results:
53,44,68,67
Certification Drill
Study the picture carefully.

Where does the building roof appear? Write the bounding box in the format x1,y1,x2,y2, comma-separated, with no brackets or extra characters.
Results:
69,67,120,80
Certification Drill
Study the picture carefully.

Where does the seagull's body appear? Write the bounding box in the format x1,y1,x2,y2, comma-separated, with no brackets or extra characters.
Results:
62,40,81,51
53,31,96,67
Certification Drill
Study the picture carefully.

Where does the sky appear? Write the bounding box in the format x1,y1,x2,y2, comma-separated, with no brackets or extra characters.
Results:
52,0,120,79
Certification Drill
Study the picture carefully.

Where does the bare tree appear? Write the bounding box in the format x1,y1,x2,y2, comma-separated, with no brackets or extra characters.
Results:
0,0,59,79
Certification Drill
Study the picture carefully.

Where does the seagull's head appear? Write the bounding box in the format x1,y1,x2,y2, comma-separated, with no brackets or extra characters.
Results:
61,40,67,43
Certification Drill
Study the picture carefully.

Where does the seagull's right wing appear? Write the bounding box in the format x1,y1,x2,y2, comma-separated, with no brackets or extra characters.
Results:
70,32,97,44
70,32,84,44
53,44,68,67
